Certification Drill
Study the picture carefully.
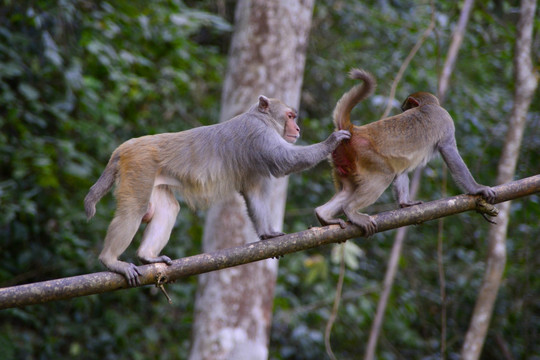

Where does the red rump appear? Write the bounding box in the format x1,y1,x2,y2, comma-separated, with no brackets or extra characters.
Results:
332,144,354,176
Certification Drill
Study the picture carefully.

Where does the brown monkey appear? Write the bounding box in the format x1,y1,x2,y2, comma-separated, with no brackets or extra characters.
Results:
315,69,495,236
85,95,351,285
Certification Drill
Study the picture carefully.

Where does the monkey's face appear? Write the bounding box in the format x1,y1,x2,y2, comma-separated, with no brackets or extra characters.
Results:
284,110,300,143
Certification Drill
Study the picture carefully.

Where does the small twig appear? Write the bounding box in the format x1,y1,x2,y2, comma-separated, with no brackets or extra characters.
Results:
156,273,173,304
380,1,436,119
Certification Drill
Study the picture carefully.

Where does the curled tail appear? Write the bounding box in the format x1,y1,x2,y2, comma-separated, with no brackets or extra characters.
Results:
333,68,376,131
84,153,119,220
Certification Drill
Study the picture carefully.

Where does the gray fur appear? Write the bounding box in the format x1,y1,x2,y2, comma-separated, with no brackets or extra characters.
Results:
85,96,350,285
316,72,495,237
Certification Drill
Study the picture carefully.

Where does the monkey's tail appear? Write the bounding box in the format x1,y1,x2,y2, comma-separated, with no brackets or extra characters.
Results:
333,68,376,131
84,153,119,220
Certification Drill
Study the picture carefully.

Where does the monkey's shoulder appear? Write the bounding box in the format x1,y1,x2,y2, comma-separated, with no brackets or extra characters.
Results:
419,104,453,120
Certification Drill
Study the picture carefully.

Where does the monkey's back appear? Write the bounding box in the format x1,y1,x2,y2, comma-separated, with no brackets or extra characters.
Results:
114,116,274,209
357,104,455,174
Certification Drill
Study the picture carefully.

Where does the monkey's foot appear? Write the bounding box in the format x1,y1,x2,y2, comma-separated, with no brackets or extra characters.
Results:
104,261,142,287
260,232,285,240
400,200,423,208
139,255,173,266
315,213,348,229
125,264,143,286
348,214,377,237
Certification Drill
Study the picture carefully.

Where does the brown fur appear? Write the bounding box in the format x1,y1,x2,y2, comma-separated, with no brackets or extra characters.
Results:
316,70,495,236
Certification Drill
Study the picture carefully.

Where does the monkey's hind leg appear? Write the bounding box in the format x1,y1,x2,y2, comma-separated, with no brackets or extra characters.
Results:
342,174,394,236
315,184,355,229
99,168,156,286
342,202,377,237
137,185,179,266
243,178,286,240
99,209,147,287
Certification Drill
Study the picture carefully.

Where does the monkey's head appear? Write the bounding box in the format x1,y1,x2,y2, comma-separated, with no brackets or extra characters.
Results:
257,95,300,143
401,92,440,111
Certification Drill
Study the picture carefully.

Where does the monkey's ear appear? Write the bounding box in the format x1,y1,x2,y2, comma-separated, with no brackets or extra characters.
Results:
258,95,270,113
401,97,420,111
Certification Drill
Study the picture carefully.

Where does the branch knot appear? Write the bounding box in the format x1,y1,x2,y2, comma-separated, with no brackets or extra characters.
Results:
155,272,173,304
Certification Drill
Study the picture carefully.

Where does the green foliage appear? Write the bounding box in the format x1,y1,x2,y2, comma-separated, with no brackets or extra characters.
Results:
1,0,538,359
0,0,227,358
274,1,539,359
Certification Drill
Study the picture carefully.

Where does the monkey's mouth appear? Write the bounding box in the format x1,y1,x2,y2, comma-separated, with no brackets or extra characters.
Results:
286,134,299,141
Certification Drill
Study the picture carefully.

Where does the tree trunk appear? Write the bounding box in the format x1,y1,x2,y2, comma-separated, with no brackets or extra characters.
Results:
188,1,314,359
461,0,538,358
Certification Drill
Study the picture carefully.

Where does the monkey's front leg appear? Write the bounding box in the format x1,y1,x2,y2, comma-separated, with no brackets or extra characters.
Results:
438,142,496,203
243,185,285,240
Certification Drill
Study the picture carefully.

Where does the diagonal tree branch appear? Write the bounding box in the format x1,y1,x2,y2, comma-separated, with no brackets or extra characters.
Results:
0,175,538,310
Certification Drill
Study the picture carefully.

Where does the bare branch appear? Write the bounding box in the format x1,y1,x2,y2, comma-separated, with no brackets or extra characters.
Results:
0,175,539,310
380,1,435,119
437,0,476,102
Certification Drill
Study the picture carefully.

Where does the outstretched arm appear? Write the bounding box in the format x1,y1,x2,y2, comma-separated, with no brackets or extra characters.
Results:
438,138,496,203
261,130,351,177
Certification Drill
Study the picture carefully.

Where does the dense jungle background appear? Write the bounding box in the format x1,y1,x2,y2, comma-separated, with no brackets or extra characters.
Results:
0,0,539,359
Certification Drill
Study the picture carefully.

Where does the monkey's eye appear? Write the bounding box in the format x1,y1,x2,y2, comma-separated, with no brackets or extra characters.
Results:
287,112,296,120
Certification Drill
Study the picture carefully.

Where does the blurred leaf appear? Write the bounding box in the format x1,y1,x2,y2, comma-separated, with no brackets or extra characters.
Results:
330,242,365,270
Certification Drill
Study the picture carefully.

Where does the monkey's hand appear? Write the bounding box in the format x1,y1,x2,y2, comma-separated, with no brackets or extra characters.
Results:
400,200,423,208
325,130,351,148
470,186,496,204
260,231,286,240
